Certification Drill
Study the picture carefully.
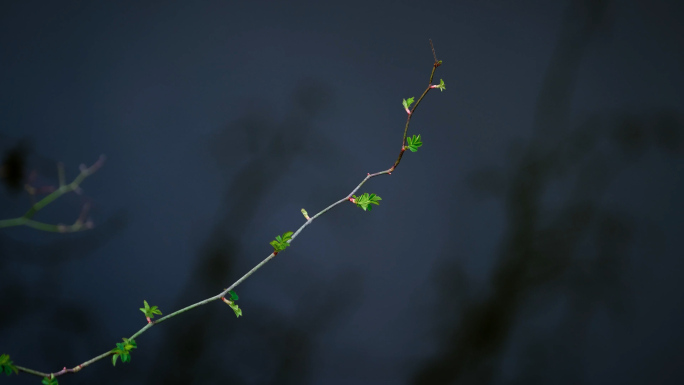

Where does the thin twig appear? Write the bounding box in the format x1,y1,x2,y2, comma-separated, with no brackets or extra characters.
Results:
430,39,438,63
11,46,443,380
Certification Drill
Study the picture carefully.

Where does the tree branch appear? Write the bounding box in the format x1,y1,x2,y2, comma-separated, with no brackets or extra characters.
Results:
4,45,444,382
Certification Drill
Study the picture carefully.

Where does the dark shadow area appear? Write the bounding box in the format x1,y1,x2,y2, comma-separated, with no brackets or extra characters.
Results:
0,138,29,194
411,1,683,384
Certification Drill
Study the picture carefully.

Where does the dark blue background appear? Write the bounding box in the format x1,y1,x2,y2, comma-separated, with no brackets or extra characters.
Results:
2,1,683,384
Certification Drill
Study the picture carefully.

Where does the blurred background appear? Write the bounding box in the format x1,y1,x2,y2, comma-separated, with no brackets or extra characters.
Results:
1,0,683,384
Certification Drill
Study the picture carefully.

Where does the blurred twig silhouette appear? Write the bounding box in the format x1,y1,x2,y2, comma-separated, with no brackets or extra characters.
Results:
0,137,129,384
0,153,105,233
412,1,683,384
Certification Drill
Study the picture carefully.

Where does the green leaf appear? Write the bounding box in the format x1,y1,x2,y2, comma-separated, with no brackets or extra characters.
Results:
270,231,294,252
402,97,415,110
436,78,446,92
406,134,423,152
42,376,58,385
140,300,162,319
111,338,136,366
228,302,242,317
351,193,382,211
0,354,18,376
229,290,239,301
124,338,137,350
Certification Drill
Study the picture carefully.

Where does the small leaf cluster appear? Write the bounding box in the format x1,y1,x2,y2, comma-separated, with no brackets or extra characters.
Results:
352,193,382,211
111,338,137,366
402,97,415,111
42,376,58,385
139,300,162,320
406,134,423,152
223,290,242,317
270,231,293,252
0,354,18,376
434,78,446,92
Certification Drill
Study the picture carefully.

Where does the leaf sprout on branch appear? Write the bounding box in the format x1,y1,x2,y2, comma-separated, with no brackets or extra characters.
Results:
139,300,163,324
350,193,382,211
270,231,294,253
406,134,423,152
110,338,137,366
221,290,242,317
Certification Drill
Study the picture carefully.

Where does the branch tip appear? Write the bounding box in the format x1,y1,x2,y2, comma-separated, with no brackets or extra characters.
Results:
429,39,438,63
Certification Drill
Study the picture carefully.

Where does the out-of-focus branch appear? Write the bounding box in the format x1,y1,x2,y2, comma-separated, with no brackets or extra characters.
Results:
0,155,105,232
